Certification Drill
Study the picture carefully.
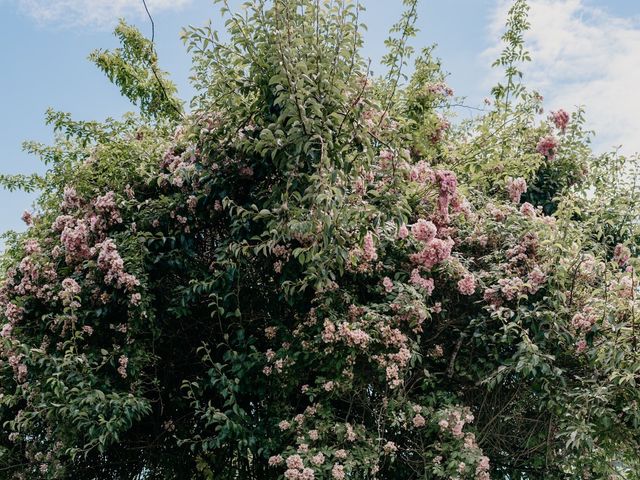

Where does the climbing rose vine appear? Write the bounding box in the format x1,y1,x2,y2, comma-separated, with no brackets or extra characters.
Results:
1,1,640,479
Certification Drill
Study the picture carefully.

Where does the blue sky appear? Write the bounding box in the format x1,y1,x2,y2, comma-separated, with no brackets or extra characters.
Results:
0,0,639,243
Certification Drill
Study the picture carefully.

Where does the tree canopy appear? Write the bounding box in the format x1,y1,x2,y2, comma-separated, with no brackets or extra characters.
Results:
1,1,640,479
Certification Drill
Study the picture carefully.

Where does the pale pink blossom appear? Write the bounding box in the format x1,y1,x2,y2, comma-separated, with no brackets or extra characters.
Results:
363,232,378,262
117,355,128,378
410,238,454,269
550,109,570,133
411,219,437,243
286,455,304,470
382,277,394,293
576,339,587,353
410,268,435,294
506,177,527,203
279,420,291,431
383,441,398,454
334,449,347,459
536,135,558,160
520,202,536,217
614,244,631,266
21,210,33,225
331,464,345,480
457,274,476,295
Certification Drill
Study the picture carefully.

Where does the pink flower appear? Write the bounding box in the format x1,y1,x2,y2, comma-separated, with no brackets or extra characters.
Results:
457,274,476,295
576,339,587,353
528,267,546,292
382,277,394,293
435,170,458,222
94,191,122,226
60,220,91,261
300,468,315,480
520,202,535,217
265,326,277,339
286,455,304,470
614,244,631,266
117,355,128,378
268,455,284,466
410,269,435,294
536,135,558,160
363,232,378,262
323,381,334,392
331,464,345,480
398,225,409,239
21,211,33,225
59,278,81,308
279,420,291,431
334,449,348,459
130,293,142,306
96,239,140,291
506,177,527,203
410,238,454,269
61,186,81,211
413,414,426,428
311,453,325,465
1,323,13,338
550,109,570,133
383,441,398,454
5,303,24,323
411,219,437,243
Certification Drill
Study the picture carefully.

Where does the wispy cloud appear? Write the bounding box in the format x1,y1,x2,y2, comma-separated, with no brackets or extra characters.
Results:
14,0,191,28
488,0,640,155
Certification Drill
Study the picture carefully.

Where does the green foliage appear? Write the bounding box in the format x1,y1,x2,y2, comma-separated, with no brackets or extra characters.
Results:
90,21,183,121
1,2,640,480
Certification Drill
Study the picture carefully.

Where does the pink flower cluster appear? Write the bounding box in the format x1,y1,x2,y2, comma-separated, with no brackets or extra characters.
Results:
21,210,33,225
331,464,345,479
118,355,128,378
284,455,315,480
411,219,437,243
409,161,434,183
60,219,92,262
506,177,527,203
613,244,631,266
409,269,435,294
435,170,458,222
61,187,81,212
96,239,140,291
59,278,81,309
362,232,378,262
95,191,122,220
438,407,474,439
426,82,454,97
8,354,28,383
410,237,454,269
550,109,570,133
536,135,558,160
430,116,450,143
457,274,476,295
476,455,491,480
571,307,596,332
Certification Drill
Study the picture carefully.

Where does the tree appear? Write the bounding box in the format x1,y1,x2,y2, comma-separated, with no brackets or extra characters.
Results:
1,1,640,478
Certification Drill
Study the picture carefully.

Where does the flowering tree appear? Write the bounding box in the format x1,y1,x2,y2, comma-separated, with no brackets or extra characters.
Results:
1,1,640,479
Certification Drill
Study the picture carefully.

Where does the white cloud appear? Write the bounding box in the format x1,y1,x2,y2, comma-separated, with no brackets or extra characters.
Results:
487,0,640,155
14,0,191,28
